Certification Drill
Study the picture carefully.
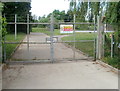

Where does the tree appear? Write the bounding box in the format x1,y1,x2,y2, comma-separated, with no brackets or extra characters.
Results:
2,2,31,33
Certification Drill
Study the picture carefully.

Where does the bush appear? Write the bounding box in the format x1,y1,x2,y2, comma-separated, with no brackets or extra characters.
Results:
103,57,119,69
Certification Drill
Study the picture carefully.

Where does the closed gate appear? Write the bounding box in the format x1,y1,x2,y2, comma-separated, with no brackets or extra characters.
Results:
3,14,96,64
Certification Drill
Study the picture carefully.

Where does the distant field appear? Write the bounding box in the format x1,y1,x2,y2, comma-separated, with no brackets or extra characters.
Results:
32,28,61,35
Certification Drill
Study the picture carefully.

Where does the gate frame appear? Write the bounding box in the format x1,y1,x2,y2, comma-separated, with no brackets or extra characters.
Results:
2,13,97,64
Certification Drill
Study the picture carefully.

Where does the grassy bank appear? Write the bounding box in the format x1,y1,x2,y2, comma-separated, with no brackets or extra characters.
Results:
4,33,25,59
102,57,119,69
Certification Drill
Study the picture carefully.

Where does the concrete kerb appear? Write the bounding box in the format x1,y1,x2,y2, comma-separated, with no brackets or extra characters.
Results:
96,60,118,74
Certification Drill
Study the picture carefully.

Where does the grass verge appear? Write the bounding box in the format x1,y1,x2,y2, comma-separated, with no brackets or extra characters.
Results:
4,33,25,59
102,57,119,69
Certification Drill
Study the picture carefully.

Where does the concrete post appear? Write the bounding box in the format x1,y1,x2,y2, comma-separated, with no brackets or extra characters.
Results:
93,15,96,61
96,16,104,59
50,14,54,63
73,14,76,60
15,14,17,40
27,14,29,51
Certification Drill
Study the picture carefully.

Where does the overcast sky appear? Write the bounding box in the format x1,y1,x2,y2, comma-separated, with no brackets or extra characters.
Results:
30,0,70,17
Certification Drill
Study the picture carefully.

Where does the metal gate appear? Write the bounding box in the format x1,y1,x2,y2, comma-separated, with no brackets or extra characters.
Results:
3,14,96,64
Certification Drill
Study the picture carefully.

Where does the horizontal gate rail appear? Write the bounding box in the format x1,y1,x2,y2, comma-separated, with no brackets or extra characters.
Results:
58,22,94,25
7,22,95,25
7,22,50,25
5,40,94,44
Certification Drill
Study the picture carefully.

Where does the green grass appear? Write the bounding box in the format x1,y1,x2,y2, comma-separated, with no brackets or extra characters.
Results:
4,33,25,59
62,33,96,57
32,28,72,36
102,57,120,69
32,28,60,35
76,24,94,30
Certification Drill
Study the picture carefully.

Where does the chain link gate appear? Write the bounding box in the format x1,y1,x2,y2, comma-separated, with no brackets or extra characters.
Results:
3,14,97,64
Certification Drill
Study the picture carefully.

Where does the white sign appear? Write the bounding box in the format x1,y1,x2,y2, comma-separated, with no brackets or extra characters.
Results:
60,25,73,34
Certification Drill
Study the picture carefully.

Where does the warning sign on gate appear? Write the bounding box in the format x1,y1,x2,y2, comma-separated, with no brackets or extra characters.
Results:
60,25,73,33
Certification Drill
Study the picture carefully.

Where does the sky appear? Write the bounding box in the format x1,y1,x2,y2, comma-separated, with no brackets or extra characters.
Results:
30,0,70,17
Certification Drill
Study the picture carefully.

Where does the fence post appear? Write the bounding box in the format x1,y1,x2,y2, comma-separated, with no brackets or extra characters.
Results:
50,14,54,63
27,14,30,51
15,14,17,40
93,15,96,61
0,7,2,64
3,14,6,62
96,16,104,59
111,34,114,58
73,14,76,60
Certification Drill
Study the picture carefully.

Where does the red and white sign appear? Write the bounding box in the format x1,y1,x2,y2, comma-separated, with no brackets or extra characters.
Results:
60,25,73,33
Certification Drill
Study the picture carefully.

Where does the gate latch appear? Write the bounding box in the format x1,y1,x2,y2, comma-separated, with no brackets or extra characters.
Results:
46,37,58,43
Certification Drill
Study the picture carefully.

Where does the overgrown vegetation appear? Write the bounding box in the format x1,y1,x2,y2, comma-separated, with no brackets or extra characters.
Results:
0,2,3,63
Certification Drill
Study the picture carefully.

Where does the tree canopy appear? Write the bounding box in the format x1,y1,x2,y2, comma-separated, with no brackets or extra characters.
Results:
2,2,31,33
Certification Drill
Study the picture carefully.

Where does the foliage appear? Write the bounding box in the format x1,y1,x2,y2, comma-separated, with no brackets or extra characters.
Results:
105,2,118,24
2,2,31,33
36,10,66,29
103,57,119,69
2,17,7,38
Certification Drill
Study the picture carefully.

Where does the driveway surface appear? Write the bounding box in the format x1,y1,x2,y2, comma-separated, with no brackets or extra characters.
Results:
3,62,118,89
2,32,118,89
11,33,88,61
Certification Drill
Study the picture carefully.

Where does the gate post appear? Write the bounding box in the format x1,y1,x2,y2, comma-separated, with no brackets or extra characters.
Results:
0,2,2,64
96,16,104,59
73,14,76,60
27,14,30,51
15,14,17,40
50,14,54,63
